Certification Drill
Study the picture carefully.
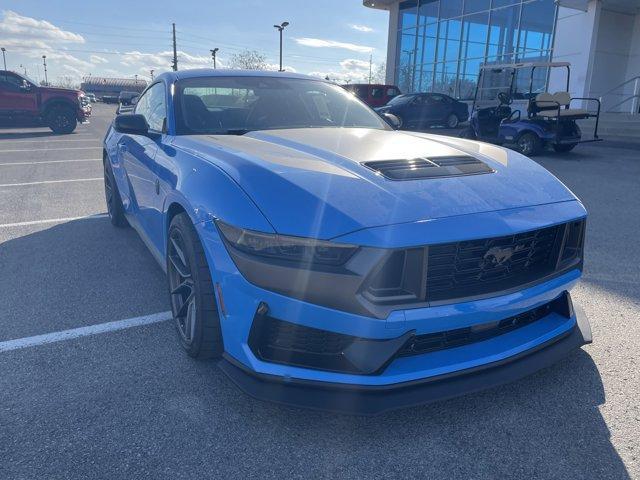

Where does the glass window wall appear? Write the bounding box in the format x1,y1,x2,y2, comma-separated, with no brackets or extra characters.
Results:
395,0,557,99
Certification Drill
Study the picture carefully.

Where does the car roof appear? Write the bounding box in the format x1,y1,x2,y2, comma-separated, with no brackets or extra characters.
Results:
156,69,328,83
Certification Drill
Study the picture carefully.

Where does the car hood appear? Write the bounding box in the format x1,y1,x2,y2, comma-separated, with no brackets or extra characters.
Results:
174,128,577,239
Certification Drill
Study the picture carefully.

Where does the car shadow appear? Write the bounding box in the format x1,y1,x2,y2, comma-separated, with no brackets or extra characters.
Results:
212,347,627,478
0,130,88,139
0,216,168,340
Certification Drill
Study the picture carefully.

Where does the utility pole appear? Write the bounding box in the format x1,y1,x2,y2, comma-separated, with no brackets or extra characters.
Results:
368,54,373,84
1,48,6,70
210,48,219,69
42,55,48,86
273,21,289,72
172,23,178,71
150,69,154,81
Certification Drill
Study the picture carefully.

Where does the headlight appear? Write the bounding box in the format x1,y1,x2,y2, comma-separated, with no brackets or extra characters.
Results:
216,220,358,266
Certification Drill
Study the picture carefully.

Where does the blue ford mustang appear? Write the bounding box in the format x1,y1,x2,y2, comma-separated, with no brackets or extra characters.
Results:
103,70,591,414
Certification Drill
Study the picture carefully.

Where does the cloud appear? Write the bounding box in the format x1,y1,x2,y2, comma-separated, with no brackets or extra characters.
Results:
0,10,84,43
340,59,371,71
89,55,108,64
295,37,374,53
349,24,374,33
121,50,211,71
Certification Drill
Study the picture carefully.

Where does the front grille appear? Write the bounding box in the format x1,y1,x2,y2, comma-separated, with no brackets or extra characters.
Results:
426,224,564,302
398,294,569,357
362,155,494,180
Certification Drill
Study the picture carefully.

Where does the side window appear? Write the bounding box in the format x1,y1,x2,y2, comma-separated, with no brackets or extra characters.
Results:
386,87,400,98
0,73,24,91
430,94,445,104
371,87,384,99
354,86,368,98
135,83,166,132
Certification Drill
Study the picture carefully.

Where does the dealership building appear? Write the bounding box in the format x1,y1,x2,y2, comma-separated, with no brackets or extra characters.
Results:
364,0,640,112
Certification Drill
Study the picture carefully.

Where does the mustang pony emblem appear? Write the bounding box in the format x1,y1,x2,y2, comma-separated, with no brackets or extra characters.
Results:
482,244,526,267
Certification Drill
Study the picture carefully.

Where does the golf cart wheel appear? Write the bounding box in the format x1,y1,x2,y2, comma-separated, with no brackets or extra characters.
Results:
446,114,459,129
553,143,577,153
167,213,224,360
46,105,77,134
516,132,542,156
459,127,476,140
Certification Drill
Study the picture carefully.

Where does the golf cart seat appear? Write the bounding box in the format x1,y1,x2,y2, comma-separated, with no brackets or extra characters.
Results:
531,92,590,118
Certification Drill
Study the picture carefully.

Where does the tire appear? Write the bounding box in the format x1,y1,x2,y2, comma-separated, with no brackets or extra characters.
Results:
46,105,77,134
553,143,577,153
167,213,224,359
459,127,477,140
446,113,459,129
395,115,404,130
103,160,129,228
516,132,542,156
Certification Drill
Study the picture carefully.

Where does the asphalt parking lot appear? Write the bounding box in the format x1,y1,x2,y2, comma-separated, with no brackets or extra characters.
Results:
1,103,638,479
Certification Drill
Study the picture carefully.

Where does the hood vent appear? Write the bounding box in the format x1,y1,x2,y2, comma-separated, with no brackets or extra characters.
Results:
362,156,494,180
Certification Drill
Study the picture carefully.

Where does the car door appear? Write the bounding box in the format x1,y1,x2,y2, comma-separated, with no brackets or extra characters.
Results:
401,95,423,127
117,82,164,238
0,72,37,114
427,94,450,123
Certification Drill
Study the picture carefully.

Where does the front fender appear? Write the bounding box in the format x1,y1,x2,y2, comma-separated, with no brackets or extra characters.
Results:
160,149,274,259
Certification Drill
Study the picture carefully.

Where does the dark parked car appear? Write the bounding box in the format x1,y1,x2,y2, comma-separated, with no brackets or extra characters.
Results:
376,93,469,129
118,91,140,106
0,70,91,133
342,83,401,108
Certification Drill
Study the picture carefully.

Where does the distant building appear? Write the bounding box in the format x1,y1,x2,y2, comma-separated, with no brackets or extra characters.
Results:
80,77,147,99
365,0,640,113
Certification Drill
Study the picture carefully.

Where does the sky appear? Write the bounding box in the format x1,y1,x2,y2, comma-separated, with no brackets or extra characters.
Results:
0,0,390,86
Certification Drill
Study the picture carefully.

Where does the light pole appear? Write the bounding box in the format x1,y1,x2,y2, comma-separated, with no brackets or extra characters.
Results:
42,55,48,86
20,64,27,75
273,21,289,72
210,48,219,69
1,48,6,70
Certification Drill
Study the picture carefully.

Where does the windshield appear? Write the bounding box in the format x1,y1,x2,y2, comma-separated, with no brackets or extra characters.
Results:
174,76,388,135
386,94,413,106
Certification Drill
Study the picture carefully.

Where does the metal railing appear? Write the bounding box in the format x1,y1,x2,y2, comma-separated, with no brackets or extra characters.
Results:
598,76,640,114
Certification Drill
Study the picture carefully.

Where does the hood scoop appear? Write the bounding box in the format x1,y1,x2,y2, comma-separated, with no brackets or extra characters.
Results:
362,155,494,180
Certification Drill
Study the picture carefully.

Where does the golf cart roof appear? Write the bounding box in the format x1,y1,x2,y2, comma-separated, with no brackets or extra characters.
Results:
480,61,570,70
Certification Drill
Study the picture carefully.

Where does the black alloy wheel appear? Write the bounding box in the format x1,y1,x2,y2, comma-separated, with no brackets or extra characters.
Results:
167,213,223,359
103,161,128,227
47,106,77,134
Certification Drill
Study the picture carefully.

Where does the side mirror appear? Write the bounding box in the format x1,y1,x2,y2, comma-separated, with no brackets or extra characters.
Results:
130,95,139,105
20,80,31,92
381,112,401,130
114,114,150,135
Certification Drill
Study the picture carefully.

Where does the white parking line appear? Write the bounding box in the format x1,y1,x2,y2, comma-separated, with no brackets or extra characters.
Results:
0,311,172,353
0,138,99,143
0,177,102,187
0,147,102,153
0,158,102,167
0,214,108,228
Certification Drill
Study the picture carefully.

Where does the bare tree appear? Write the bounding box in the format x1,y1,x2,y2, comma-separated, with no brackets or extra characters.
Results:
373,62,386,84
229,50,267,70
53,75,80,89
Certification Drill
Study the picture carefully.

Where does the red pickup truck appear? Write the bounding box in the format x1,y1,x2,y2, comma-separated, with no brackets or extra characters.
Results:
0,70,91,134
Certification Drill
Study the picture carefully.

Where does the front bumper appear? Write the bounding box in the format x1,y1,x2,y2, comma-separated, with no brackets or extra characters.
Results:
219,304,591,415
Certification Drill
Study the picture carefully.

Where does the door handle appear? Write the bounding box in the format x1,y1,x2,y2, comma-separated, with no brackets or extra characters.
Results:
155,178,160,195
